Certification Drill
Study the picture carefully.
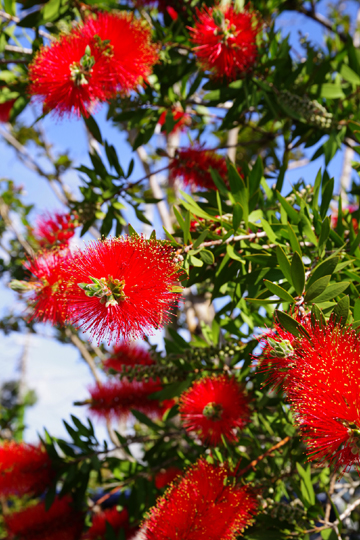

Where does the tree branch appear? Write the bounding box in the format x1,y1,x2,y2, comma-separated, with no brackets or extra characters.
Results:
237,436,291,476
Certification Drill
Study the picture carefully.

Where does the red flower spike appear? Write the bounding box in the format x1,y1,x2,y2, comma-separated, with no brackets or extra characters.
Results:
81,12,158,94
179,374,251,446
61,236,183,344
0,99,16,122
154,466,182,489
85,507,136,539
285,321,360,472
0,442,54,497
34,211,78,248
189,5,260,81
144,459,257,540
87,380,169,420
5,496,84,540
158,109,191,135
29,32,117,117
10,249,70,325
104,342,155,373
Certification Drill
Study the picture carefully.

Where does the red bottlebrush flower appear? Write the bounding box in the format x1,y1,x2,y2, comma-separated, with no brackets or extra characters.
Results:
86,507,134,539
61,235,183,344
158,109,191,134
257,322,299,391
81,12,158,94
331,205,359,234
10,249,70,325
0,99,16,122
5,496,84,540
144,459,257,540
166,6,178,20
284,320,360,472
189,5,260,81
34,211,78,248
104,342,155,373
29,32,118,117
154,467,182,489
0,442,54,497
86,379,168,420
179,374,250,446
169,145,230,191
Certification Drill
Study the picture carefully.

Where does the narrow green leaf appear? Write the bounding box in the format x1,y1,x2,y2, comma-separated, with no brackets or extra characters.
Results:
312,282,350,303
318,216,330,247
350,228,360,255
275,310,310,338
333,295,350,325
304,275,331,303
306,257,339,289
192,229,209,249
311,304,325,326
291,252,305,296
340,63,360,85
184,211,191,245
131,410,161,431
312,168,322,210
287,224,302,255
261,219,277,243
263,280,295,304
226,243,245,263
296,463,316,507
277,192,300,224
232,203,243,231
84,115,103,144
128,223,139,237
199,249,214,265
320,178,334,219
276,246,293,285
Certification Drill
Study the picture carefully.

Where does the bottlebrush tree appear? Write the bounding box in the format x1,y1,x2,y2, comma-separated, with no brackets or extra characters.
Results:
2,0,360,539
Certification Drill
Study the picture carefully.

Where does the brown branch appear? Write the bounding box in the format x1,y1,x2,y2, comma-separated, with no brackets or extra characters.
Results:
0,196,34,257
297,7,347,42
183,231,268,253
65,328,101,384
237,436,291,476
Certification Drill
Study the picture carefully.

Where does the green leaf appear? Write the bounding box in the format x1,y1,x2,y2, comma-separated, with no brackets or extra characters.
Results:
263,280,295,304
311,303,325,326
320,178,334,219
287,224,302,255
276,246,293,285
228,163,248,225
232,203,243,231
312,168,322,210
350,228,360,255
277,192,300,223
318,216,330,247
306,257,339,289
150,380,191,401
275,310,310,338
128,223,139,237
131,410,161,431
192,229,209,249
312,282,350,303
260,219,277,243
305,275,331,303
184,211,191,245
291,252,305,296
312,83,345,99
249,156,263,196
199,249,214,265
84,115,103,144
226,243,245,262
296,463,315,507
333,295,350,325
340,63,360,85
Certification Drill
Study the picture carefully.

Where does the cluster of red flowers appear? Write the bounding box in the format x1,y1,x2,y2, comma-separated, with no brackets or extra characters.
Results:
29,12,158,117
158,109,191,135
33,211,78,248
103,341,155,373
86,507,136,539
144,459,257,540
86,379,172,420
331,204,359,234
0,442,54,497
169,145,229,191
189,5,260,81
5,496,84,540
179,374,250,446
260,318,360,471
11,235,183,344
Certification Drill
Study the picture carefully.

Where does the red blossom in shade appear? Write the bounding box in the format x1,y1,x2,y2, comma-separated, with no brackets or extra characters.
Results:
284,320,360,472
86,379,169,420
85,507,136,539
104,342,155,373
29,32,117,117
10,249,70,325
331,205,359,234
81,12,158,94
0,442,54,497
189,5,260,81
179,374,250,446
158,109,191,134
144,459,257,540
0,99,16,122
61,236,184,344
154,467,182,489
169,145,230,191
34,211,78,248
5,496,84,540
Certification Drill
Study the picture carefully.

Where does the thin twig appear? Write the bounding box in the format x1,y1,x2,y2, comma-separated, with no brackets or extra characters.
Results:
183,231,268,253
297,7,347,42
0,195,34,257
65,328,101,384
237,436,291,476
0,9,53,39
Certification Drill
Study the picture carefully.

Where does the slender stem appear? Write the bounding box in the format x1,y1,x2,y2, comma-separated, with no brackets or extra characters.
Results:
183,231,268,253
65,328,101,384
297,7,347,42
237,436,291,476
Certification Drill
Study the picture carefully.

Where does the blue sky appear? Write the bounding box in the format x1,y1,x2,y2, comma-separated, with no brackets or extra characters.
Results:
0,0,358,442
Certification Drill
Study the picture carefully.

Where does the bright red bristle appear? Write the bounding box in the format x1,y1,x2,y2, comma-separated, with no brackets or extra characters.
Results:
87,379,168,420
0,442,54,497
144,459,257,540
80,12,158,94
104,342,155,373
154,466,182,489
34,211,77,248
5,496,84,540
85,507,134,539
61,236,184,344
179,374,250,446
28,32,117,117
189,5,260,81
